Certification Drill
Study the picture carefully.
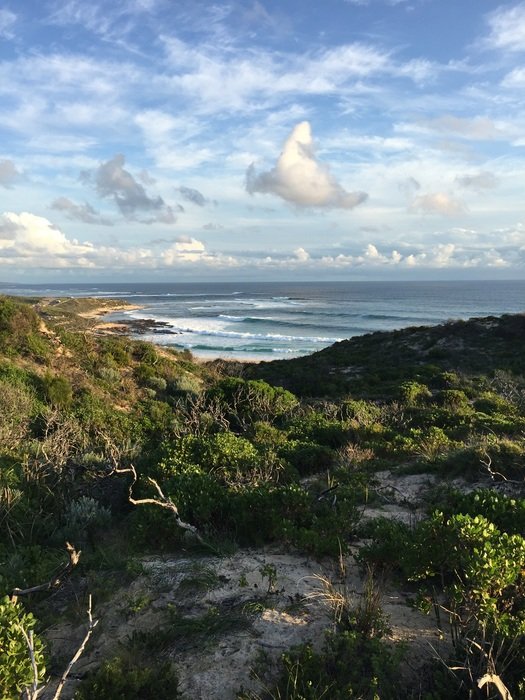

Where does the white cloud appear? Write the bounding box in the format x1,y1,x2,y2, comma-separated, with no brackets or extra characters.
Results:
0,212,232,269
501,67,525,87
293,247,310,262
486,3,525,52
0,8,16,38
410,192,466,216
0,212,96,265
160,36,435,116
246,121,368,209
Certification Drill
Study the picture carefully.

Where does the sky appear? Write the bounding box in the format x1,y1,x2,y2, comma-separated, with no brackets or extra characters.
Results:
1,0,525,282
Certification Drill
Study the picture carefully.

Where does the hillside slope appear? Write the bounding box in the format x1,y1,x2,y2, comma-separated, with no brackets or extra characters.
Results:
246,313,525,397
1,296,525,700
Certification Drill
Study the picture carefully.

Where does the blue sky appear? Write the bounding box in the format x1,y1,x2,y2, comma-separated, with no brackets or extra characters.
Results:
1,0,525,281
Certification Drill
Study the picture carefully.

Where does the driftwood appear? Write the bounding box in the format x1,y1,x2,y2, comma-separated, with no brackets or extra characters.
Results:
114,465,205,544
12,542,81,602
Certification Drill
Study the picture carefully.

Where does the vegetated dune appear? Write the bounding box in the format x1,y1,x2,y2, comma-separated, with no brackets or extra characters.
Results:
1,295,524,700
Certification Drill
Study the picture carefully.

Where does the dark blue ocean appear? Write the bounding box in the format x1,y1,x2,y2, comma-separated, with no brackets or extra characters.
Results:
2,280,524,361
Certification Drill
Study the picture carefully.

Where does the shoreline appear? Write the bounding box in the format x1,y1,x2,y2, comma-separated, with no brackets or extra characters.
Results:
87,303,263,364
78,302,144,320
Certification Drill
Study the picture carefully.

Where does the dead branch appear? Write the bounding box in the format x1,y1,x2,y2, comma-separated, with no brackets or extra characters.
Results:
478,674,513,700
480,451,522,485
19,628,43,700
11,542,81,602
114,465,205,544
51,594,98,700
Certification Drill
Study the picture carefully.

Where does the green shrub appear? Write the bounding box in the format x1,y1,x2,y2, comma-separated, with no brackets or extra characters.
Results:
0,297,42,356
399,381,431,407
60,496,112,543
244,631,402,700
206,377,298,428
74,655,180,700
434,389,471,412
146,376,167,392
42,372,73,408
340,399,381,426
97,366,120,383
278,440,334,476
0,596,46,699
169,373,202,396
439,489,525,536
287,411,349,448
473,391,517,415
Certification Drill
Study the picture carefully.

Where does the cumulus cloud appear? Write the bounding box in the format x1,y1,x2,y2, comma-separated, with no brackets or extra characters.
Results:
456,171,498,190
0,212,96,265
293,247,310,262
410,192,466,216
0,159,20,188
0,211,233,269
82,154,177,223
246,121,368,209
51,196,113,225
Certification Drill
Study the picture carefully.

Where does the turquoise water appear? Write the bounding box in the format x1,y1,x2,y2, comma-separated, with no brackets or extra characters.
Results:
2,280,524,361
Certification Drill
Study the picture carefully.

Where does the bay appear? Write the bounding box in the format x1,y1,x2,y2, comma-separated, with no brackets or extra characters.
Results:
2,280,524,361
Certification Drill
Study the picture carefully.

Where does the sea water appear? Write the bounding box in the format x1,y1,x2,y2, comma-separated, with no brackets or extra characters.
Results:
2,280,524,361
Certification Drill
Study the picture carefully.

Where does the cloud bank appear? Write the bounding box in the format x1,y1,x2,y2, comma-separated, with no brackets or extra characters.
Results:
246,122,368,209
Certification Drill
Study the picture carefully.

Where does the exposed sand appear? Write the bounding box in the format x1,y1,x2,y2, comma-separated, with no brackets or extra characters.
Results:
78,302,143,320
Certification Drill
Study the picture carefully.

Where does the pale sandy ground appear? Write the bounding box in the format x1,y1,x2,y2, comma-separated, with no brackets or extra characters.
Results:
44,545,448,700
42,468,463,700
77,303,143,319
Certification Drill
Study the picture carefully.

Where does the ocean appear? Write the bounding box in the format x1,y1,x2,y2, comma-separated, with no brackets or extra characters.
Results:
2,280,524,361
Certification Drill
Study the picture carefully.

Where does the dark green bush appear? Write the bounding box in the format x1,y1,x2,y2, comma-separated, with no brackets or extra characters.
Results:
245,631,402,700
287,412,349,448
278,440,334,476
74,655,180,700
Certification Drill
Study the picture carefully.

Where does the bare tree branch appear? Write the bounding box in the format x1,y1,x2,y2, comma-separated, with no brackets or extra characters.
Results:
113,465,205,544
18,627,43,700
51,594,98,700
480,451,522,485
478,673,513,700
12,542,81,602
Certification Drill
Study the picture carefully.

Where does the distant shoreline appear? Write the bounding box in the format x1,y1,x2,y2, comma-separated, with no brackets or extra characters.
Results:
85,302,262,363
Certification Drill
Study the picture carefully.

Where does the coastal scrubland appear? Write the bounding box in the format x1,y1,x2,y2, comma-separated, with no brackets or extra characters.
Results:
1,294,524,699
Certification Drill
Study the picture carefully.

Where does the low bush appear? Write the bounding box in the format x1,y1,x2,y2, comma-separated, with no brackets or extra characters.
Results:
0,596,46,699
74,655,180,700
